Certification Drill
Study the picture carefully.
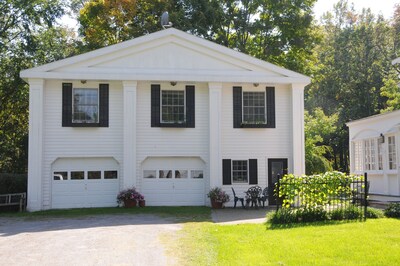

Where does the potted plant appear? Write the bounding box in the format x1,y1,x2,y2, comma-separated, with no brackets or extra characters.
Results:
207,187,230,209
117,187,144,208
138,195,145,207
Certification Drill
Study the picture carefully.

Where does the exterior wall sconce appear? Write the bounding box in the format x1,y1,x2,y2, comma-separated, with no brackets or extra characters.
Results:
80,80,87,84
170,81,177,86
379,133,385,143
253,83,259,87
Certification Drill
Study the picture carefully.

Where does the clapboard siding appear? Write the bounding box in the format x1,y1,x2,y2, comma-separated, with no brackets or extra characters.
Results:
220,84,293,203
136,82,209,192
42,80,123,208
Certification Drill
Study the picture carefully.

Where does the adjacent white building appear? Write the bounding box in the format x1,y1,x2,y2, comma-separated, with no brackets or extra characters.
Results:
347,110,400,198
21,28,310,211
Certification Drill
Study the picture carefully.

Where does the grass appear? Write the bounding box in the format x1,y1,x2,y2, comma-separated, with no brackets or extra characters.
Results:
2,206,399,265
0,206,210,222
174,218,400,265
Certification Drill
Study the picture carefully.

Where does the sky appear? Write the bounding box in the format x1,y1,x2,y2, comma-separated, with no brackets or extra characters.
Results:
61,0,400,30
313,0,399,20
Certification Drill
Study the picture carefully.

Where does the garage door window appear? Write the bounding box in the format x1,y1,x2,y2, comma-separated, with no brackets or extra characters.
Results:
175,170,188,179
191,170,203,179
54,171,68,180
144,170,156,179
88,171,101,179
159,170,172,178
71,171,84,180
104,171,118,179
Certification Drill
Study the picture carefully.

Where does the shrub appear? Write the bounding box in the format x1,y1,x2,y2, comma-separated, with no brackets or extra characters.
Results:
0,173,27,194
116,187,144,204
343,205,363,220
296,207,328,222
267,208,297,224
330,208,345,221
384,203,400,218
366,207,384,219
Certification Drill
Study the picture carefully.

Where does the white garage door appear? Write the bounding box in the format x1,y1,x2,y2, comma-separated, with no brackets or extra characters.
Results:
141,157,206,206
51,158,120,209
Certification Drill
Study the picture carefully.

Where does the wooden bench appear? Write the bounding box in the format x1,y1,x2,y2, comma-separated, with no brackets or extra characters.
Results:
0,193,26,212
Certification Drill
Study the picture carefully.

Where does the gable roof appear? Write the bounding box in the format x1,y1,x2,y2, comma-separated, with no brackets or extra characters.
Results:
346,109,400,127
21,28,310,84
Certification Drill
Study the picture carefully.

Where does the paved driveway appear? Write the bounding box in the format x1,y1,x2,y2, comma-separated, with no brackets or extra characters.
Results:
0,215,181,266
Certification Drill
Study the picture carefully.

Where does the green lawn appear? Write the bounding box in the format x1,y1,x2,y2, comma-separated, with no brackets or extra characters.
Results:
173,218,400,266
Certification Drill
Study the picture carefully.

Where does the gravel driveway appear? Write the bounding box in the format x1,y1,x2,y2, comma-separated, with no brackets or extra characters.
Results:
0,215,182,266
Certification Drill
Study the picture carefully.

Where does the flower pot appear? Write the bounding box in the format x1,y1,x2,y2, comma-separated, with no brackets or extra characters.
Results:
139,200,146,207
211,199,223,209
124,199,137,208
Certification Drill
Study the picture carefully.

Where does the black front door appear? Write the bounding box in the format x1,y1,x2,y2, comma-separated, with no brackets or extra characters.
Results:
268,159,288,205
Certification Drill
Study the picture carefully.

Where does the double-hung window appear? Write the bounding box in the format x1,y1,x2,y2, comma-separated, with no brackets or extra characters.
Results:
73,88,99,123
388,136,397,170
354,141,363,171
243,92,266,124
233,86,275,128
364,139,376,171
161,90,185,123
62,83,109,127
232,160,248,183
151,84,195,128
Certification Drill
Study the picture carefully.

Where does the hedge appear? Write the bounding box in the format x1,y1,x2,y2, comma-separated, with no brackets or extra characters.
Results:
0,173,27,194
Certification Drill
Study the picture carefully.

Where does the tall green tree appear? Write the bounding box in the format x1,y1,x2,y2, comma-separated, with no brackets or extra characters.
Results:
0,0,70,173
77,0,319,74
305,0,398,172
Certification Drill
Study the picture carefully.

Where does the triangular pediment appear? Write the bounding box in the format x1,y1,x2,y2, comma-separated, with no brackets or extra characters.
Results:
21,28,310,84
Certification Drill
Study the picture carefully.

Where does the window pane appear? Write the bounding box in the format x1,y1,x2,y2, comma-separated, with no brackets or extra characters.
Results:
159,170,172,179
71,171,84,180
242,92,266,124
388,136,397,170
104,171,118,179
175,170,188,179
73,88,99,123
54,171,68,181
232,160,248,183
88,171,101,179
191,170,204,179
143,170,156,179
161,90,185,123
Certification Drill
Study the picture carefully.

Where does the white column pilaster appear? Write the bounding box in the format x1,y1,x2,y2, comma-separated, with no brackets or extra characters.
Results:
123,81,137,188
209,83,223,188
27,78,44,211
291,84,306,175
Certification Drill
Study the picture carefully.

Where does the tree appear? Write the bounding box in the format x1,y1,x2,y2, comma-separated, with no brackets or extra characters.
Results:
0,1,69,173
305,0,397,172
77,0,319,74
305,108,337,174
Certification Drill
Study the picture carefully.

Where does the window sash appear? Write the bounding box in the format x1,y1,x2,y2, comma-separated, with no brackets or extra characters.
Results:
388,136,397,170
354,141,363,171
242,91,266,124
72,88,99,123
161,90,185,123
232,160,248,183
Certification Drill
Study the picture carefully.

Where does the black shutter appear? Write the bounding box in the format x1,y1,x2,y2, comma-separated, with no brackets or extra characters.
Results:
222,159,232,185
99,84,109,127
151,84,161,127
249,159,258,184
266,86,275,128
233,86,242,128
62,83,72,127
185,85,195,128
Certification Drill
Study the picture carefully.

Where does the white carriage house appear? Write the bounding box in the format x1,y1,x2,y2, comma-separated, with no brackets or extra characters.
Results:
21,28,310,211
347,110,400,199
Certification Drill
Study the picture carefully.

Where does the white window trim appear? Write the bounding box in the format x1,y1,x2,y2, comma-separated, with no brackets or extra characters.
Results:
72,87,99,123
241,91,267,124
160,89,186,124
231,160,249,184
